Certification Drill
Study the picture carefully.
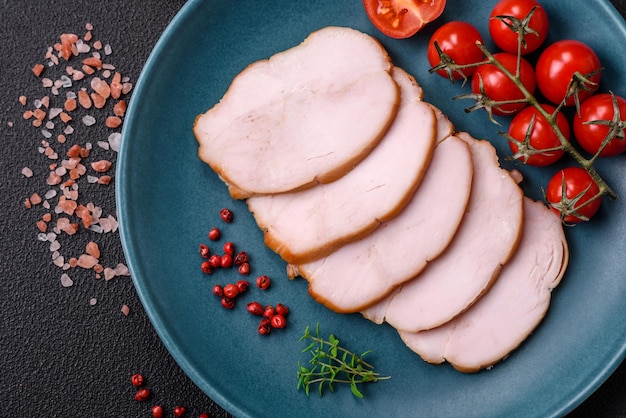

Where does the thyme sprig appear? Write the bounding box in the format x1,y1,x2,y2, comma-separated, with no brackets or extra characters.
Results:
296,324,390,398
430,6,619,221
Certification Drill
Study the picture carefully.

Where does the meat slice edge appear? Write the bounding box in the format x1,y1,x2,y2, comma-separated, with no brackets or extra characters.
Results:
399,197,569,373
247,67,437,264
291,134,473,312
363,132,525,331
193,26,400,199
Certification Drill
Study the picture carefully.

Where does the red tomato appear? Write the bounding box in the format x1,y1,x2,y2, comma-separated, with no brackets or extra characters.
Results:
545,167,601,223
573,93,626,157
489,0,549,55
362,0,447,39
508,104,569,166
535,40,602,107
471,52,536,116
427,21,484,80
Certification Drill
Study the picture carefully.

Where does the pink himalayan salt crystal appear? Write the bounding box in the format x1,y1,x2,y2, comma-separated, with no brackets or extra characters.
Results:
60,273,73,287
121,304,130,316
86,241,100,258
77,254,98,268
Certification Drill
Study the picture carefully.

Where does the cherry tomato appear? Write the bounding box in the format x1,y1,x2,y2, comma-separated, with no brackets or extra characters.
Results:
508,103,569,166
489,0,549,55
573,93,626,157
471,52,536,116
427,21,484,80
362,0,447,39
535,40,602,107
545,167,601,223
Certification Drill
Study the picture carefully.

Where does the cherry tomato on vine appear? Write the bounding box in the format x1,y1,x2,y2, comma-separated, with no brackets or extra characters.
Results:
489,0,549,55
545,167,601,223
362,0,447,39
508,103,569,166
471,52,536,116
573,93,626,157
427,21,484,80
535,40,602,107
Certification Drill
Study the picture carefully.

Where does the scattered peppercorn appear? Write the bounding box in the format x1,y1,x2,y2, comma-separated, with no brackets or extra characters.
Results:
130,373,144,387
212,284,223,297
223,283,240,299
134,388,151,402
256,275,271,290
247,301,264,316
238,262,250,275
271,314,287,329
173,405,186,416
233,251,249,265
208,254,221,269
258,318,272,335
151,405,164,418
275,303,289,317
208,227,221,241
223,241,235,255
237,280,249,293
198,243,210,258
221,297,235,309
220,208,233,223
220,254,233,268
201,261,213,274
263,305,275,318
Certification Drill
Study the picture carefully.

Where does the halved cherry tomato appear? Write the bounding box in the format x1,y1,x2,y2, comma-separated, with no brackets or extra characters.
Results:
545,167,601,223
573,93,626,157
508,103,569,166
427,21,484,80
535,40,602,107
471,52,536,116
362,0,447,39
489,0,549,55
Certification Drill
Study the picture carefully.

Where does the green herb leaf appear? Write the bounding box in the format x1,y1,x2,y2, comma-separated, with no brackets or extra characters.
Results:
296,323,390,398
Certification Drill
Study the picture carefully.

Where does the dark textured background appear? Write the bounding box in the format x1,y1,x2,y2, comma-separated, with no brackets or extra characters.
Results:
1,1,625,417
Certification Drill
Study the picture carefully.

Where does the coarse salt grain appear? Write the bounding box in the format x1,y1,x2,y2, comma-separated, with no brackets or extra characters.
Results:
60,273,73,287
53,256,64,267
121,304,130,316
49,240,61,252
82,115,96,126
108,133,121,151
89,298,97,306
22,167,34,177
77,254,98,269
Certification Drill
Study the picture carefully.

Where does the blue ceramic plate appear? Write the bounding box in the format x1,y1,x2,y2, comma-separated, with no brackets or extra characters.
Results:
117,1,626,416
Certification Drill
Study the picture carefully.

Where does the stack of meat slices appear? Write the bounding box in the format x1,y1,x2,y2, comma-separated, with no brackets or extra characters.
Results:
193,26,570,372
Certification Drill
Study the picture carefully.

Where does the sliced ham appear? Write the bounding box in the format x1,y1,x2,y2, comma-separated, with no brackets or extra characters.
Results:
289,133,473,312
399,198,569,372
429,104,455,145
363,132,524,331
247,67,436,264
194,26,400,199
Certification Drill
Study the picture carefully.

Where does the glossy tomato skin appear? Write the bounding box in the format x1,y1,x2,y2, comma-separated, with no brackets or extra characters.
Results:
471,52,536,116
489,0,549,54
508,103,569,166
362,0,446,39
427,21,484,80
546,167,601,223
535,40,602,106
573,93,626,157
